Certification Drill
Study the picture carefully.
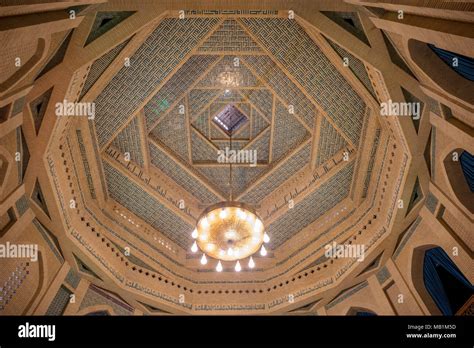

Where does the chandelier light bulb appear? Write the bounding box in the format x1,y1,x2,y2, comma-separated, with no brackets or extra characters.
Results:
191,229,198,239
237,209,247,220
219,209,228,219
263,232,270,243
201,217,209,228
248,257,255,269
260,245,267,256
216,261,223,272
235,261,241,272
227,247,234,256
191,241,198,253
200,254,207,265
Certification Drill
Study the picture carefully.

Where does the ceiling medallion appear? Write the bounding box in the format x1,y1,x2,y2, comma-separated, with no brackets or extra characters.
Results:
191,202,269,272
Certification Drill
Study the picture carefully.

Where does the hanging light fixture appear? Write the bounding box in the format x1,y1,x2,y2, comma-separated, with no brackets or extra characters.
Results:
190,122,270,272
263,232,270,244
235,261,242,272
200,254,207,265
193,201,267,264
248,257,255,269
216,261,223,272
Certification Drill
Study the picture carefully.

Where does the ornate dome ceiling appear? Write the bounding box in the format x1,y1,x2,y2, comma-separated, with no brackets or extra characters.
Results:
5,0,452,315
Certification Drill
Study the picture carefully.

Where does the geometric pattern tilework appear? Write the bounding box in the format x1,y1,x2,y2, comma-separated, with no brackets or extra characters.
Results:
236,100,254,120
267,161,354,248
88,122,109,201
191,129,218,162
316,118,348,167
251,108,270,138
236,123,250,139
189,89,219,117
231,167,267,197
243,55,316,128
320,12,370,47
211,123,226,139
94,18,219,146
213,139,246,152
196,55,260,88
198,19,262,52
197,166,266,198
150,101,189,162
249,128,271,162
195,167,229,197
149,142,220,204
212,92,246,104
46,285,72,315
111,116,145,167
145,55,219,130
326,38,377,99
87,16,385,256
242,19,366,145
80,37,132,100
240,142,311,204
192,111,210,137
240,89,273,118
224,134,250,147
272,101,310,162
104,162,193,248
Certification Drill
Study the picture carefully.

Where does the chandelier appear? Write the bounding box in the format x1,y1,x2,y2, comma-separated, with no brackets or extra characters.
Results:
190,121,269,272
191,202,269,272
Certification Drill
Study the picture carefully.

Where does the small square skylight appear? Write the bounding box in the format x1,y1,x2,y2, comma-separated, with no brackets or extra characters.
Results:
213,104,248,135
